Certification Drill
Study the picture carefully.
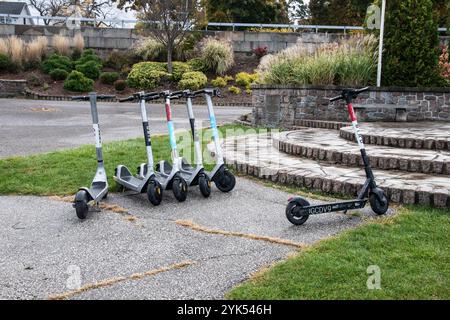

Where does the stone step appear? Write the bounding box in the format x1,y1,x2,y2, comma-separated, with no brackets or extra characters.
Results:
221,134,450,209
339,122,450,150
273,128,450,175
293,119,349,130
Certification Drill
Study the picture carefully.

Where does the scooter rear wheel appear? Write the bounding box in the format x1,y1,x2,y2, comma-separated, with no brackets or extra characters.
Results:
286,199,310,226
74,190,89,220
147,180,163,206
369,191,389,215
199,174,211,198
173,177,188,202
214,169,236,193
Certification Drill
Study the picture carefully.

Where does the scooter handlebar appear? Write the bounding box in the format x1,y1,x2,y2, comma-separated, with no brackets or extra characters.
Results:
191,88,221,98
329,87,370,102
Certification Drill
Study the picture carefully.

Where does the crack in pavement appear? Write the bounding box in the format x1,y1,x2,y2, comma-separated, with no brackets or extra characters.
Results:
47,195,142,226
47,260,196,300
174,220,307,249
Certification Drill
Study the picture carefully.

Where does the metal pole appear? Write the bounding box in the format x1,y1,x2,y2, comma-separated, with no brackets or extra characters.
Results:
377,0,386,87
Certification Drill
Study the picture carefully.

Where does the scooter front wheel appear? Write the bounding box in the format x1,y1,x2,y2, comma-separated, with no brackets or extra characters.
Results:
147,180,163,206
172,177,188,202
199,174,211,198
74,190,89,220
369,190,389,215
214,169,236,193
286,198,310,226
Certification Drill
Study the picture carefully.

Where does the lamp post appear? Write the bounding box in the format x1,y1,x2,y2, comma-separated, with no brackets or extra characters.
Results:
376,0,386,87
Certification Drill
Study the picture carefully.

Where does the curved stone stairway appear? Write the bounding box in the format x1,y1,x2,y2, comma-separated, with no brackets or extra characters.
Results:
221,121,450,209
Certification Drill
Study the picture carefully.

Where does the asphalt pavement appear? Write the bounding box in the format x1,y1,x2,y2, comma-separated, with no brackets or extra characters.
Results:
0,178,389,300
0,98,249,158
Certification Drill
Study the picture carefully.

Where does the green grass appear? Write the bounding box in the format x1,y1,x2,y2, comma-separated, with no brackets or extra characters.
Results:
0,124,263,196
227,206,450,300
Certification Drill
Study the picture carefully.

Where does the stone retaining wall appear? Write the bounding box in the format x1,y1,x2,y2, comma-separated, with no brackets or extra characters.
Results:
252,85,450,127
0,79,27,97
2,24,447,53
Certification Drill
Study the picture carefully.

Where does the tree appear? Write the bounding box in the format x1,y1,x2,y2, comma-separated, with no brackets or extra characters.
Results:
288,0,309,22
206,0,289,24
28,0,69,25
29,0,114,26
382,0,446,87
114,0,200,73
309,0,374,25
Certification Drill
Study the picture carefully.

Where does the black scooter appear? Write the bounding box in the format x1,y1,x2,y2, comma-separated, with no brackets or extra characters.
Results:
286,87,389,225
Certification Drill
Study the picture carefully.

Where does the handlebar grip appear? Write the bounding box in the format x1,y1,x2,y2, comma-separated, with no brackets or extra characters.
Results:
71,96,88,101
118,96,135,102
97,95,116,100
356,86,370,94
330,95,342,102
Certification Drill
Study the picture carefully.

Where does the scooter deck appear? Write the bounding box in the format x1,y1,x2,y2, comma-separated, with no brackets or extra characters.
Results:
294,199,368,216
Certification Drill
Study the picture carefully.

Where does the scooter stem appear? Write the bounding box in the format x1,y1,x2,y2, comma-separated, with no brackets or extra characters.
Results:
186,96,203,166
347,102,376,187
88,92,103,164
139,94,154,172
205,93,223,164
165,97,180,171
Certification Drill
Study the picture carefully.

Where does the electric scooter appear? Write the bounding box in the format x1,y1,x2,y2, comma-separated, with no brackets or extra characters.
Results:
139,90,189,202
199,88,236,192
156,89,212,197
114,92,165,205
73,92,115,220
286,87,389,226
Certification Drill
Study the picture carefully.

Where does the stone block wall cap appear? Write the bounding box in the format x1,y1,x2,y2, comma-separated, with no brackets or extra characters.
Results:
251,84,450,93
0,79,27,83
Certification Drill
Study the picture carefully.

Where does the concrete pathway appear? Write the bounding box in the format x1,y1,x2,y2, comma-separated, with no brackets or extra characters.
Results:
221,134,450,208
0,178,387,300
0,98,249,158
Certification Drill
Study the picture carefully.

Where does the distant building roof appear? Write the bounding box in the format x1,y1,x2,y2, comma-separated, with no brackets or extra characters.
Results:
0,2,27,15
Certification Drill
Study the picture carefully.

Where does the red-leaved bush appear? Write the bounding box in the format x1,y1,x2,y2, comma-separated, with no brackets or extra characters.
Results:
439,45,450,83
253,46,268,58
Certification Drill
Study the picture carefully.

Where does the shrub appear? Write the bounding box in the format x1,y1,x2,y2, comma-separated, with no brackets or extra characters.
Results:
75,49,102,68
73,33,84,57
228,86,241,94
0,38,7,56
41,54,73,74
211,76,227,87
134,37,167,61
27,74,41,87
224,75,234,82
0,53,10,71
253,46,268,58
258,35,378,87
50,68,69,80
8,36,24,67
105,50,134,71
25,36,48,65
187,58,209,72
114,79,127,91
169,61,192,81
383,0,446,87
52,35,70,56
235,72,258,87
178,71,207,90
127,62,169,89
100,72,120,85
200,38,234,75
64,71,94,92
76,60,101,80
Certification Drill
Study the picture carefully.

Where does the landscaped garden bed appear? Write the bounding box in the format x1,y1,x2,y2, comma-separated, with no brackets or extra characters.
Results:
0,34,259,105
